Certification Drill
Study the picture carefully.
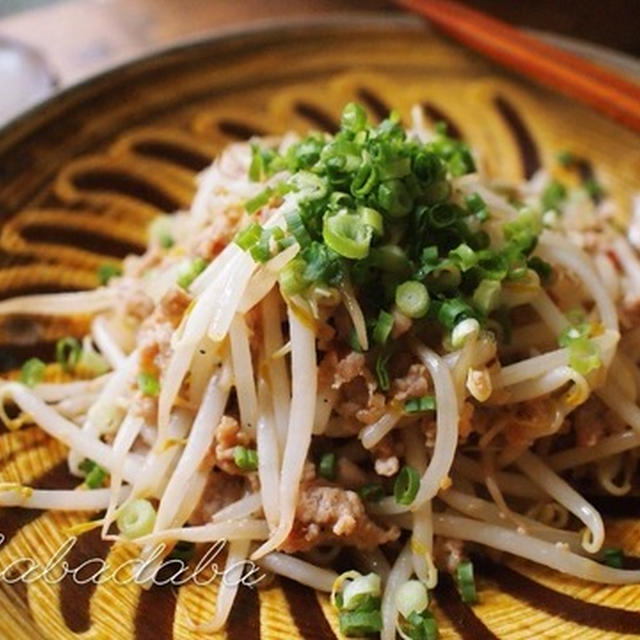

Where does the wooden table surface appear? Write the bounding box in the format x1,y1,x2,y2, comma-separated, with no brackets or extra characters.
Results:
0,0,637,90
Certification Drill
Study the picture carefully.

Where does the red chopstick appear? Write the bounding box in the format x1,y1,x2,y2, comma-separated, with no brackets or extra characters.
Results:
396,0,640,134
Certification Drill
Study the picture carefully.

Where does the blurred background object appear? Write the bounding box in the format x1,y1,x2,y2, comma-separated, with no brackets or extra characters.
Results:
0,0,637,125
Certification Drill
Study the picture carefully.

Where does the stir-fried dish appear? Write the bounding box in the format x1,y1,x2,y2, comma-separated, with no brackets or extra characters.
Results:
2,103,640,638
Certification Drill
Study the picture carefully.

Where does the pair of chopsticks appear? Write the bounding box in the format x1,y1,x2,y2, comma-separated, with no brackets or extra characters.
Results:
395,0,640,135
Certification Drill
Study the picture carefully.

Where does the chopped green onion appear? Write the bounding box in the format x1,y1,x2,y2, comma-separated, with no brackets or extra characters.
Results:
373,310,394,345
426,203,460,229
456,560,478,604
97,263,122,285
138,372,160,396
342,573,382,610
377,179,412,219
567,337,601,376
55,337,82,372
396,580,429,619
541,180,567,211
451,318,480,349
159,232,174,249
318,452,337,480
404,396,436,414
473,279,502,314
358,483,385,502
403,611,438,640
245,187,273,214
176,256,207,289
603,548,623,569
369,245,411,275
168,540,195,563
339,609,383,637
465,192,487,215
20,358,45,387
449,243,478,271
351,163,378,197
341,102,368,133
394,465,420,505
323,210,373,260
358,206,384,236
527,256,553,284
375,353,391,391
79,458,107,489
396,281,429,319
77,341,110,376
437,298,476,331
584,177,604,200
117,498,157,539
279,258,309,296
234,446,258,471
235,222,262,251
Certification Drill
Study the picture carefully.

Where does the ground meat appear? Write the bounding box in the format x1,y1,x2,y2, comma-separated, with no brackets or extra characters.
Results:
116,279,155,324
122,247,164,279
189,470,248,525
392,363,430,402
319,351,386,427
138,287,192,375
335,378,386,425
157,286,192,327
192,207,243,261
139,320,173,373
213,416,251,475
280,482,400,553
132,393,157,422
371,434,404,477
334,352,367,388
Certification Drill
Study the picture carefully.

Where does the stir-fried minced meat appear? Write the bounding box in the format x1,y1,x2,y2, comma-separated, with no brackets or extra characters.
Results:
116,278,155,324
192,207,244,261
280,482,400,553
189,470,248,525
213,415,252,475
318,350,386,429
371,434,404,477
138,286,192,374
392,363,430,402
571,395,626,447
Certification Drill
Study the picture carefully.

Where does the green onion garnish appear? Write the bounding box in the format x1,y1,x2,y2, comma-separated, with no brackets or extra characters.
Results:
395,281,430,319
339,609,383,637
117,498,157,539
358,483,385,502
176,256,207,289
235,222,262,251
404,611,438,640
394,465,420,505
97,263,122,285
318,452,337,480
159,232,174,249
234,446,258,471
375,353,390,391
456,560,478,604
20,358,45,387
373,310,394,345
556,149,575,166
323,210,374,259
55,337,82,372
79,458,108,489
541,180,567,211
138,372,160,396
404,396,436,414
603,548,623,569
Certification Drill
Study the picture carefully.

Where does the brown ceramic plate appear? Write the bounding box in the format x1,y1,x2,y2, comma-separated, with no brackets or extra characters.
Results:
1,15,640,640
